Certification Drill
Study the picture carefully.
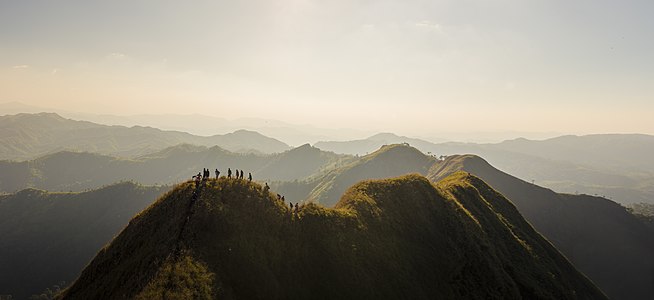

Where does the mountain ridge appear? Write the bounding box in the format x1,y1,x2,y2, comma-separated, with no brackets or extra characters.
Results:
0,113,291,161
58,174,606,299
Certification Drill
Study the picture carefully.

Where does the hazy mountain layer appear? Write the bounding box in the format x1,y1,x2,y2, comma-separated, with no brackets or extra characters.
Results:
0,144,347,193
59,174,605,299
428,155,654,300
0,182,168,300
0,113,290,161
316,132,654,205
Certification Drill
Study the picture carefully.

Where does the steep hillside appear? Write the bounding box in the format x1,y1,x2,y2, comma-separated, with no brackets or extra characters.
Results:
0,144,348,193
306,144,437,206
429,155,654,300
59,174,605,300
0,113,290,160
0,182,168,300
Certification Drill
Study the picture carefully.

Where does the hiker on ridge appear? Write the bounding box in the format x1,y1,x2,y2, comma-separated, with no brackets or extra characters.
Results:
228,168,232,178
240,170,244,179
248,173,252,182
215,169,220,178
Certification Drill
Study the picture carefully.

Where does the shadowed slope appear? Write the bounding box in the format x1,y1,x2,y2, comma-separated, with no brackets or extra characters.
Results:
59,174,605,300
429,155,654,300
0,182,168,300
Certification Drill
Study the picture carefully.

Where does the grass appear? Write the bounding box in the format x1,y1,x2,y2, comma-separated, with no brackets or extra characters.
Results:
59,174,606,300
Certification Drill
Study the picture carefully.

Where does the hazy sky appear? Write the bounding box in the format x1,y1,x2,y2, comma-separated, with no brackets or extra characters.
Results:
1,0,653,136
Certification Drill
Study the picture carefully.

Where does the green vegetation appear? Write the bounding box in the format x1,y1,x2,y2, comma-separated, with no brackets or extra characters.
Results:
429,154,654,300
306,144,437,206
59,174,605,299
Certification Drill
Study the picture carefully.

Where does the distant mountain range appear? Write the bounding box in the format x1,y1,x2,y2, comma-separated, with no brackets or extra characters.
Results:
0,113,290,161
0,101,374,145
0,144,349,194
58,174,606,299
2,112,653,205
317,132,654,205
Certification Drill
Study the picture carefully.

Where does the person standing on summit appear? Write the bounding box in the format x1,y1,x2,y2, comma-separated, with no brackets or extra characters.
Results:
215,169,220,178
228,168,232,179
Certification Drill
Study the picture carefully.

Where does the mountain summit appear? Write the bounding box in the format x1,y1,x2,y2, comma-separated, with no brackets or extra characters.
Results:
59,174,605,299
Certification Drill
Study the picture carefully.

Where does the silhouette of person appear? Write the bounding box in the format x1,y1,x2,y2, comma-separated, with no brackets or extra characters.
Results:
263,182,270,193
248,173,252,182
228,168,232,178
235,169,239,179
215,169,220,178
240,170,244,179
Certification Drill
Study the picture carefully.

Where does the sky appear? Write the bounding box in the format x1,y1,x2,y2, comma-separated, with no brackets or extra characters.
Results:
1,0,653,138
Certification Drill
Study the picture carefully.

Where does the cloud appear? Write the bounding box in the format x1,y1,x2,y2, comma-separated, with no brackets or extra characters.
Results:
106,52,127,60
414,21,442,33
12,65,29,69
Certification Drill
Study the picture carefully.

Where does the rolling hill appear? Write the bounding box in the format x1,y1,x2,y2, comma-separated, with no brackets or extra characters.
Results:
0,113,290,161
0,182,169,300
0,144,348,193
58,174,605,299
428,155,654,300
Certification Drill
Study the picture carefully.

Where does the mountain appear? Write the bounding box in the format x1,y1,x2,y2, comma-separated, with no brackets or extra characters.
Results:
317,133,654,205
0,144,348,193
0,113,290,160
305,144,436,206
58,174,605,299
314,132,440,155
0,102,373,146
492,134,654,173
254,144,351,182
0,182,169,300
428,155,654,300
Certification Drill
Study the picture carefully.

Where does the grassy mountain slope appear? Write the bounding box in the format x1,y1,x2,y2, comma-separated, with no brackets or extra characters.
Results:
0,182,168,300
428,155,654,300
0,113,290,161
59,174,605,299
317,133,654,205
306,144,436,206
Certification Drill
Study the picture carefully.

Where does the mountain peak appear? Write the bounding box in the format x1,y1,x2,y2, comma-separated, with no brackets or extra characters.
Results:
367,132,400,141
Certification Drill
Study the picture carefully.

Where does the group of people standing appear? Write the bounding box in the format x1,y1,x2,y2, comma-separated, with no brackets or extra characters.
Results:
191,167,301,216
193,168,252,182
